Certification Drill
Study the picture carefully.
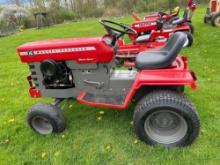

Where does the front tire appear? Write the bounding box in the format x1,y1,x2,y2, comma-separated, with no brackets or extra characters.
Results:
211,13,220,27
133,90,200,147
27,103,65,135
204,17,208,24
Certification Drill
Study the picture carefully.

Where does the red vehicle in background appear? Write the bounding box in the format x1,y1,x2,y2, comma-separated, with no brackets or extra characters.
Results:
127,0,197,48
204,0,220,26
107,0,197,64
133,0,196,23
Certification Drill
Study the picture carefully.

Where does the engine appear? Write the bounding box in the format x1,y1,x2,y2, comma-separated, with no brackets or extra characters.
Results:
29,60,74,90
40,60,73,89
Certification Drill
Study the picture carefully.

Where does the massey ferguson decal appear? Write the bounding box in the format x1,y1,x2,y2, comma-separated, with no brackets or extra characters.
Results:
20,46,96,56
134,22,156,28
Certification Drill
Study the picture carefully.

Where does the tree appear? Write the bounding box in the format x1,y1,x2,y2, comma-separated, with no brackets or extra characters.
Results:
0,5,29,36
0,5,29,25
8,0,20,6
15,0,20,6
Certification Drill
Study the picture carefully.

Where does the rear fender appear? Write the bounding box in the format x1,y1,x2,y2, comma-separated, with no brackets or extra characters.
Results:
110,56,197,108
133,69,197,90
174,23,191,32
131,69,197,102
130,57,197,102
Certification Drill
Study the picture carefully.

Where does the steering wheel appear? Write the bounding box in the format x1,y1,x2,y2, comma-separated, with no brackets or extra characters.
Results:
158,11,168,17
156,18,165,30
99,19,137,46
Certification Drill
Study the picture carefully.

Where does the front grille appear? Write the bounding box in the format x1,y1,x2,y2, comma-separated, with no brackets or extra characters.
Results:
28,64,39,87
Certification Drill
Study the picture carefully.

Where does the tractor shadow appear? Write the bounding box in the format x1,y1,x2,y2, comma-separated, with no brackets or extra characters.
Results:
62,98,136,136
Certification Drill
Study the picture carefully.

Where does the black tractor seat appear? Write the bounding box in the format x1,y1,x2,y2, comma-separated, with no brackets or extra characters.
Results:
171,9,189,25
172,17,185,25
135,34,151,43
135,32,186,70
171,16,180,22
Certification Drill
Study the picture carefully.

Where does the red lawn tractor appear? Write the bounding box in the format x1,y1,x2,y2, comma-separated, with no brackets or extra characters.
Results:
17,19,200,147
112,20,166,65
142,6,181,22
134,0,196,23
128,17,193,47
115,18,189,65
204,0,220,26
128,0,197,48
132,6,181,23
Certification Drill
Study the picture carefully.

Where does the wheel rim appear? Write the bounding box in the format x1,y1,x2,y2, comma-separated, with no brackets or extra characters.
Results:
183,36,189,47
144,110,187,145
215,17,220,27
31,116,53,135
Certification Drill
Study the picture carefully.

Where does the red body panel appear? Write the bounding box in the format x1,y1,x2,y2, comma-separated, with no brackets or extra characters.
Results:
144,14,172,23
17,36,114,63
129,20,190,44
131,20,157,34
211,0,217,12
117,40,165,57
144,14,161,21
188,0,197,12
27,76,41,98
175,23,191,32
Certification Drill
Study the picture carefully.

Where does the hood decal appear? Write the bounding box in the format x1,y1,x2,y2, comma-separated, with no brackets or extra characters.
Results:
20,46,96,56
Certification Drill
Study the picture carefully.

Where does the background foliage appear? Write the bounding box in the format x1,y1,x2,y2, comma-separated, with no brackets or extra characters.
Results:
0,6,220,164
0,0,211,32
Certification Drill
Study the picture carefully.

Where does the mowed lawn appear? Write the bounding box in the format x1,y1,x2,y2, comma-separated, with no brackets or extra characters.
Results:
0,7,220,165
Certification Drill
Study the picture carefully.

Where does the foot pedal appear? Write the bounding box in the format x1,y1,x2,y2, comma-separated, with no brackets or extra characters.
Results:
84,93,125,105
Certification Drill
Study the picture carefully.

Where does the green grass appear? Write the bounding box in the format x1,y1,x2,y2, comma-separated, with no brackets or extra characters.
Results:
0,7,220,165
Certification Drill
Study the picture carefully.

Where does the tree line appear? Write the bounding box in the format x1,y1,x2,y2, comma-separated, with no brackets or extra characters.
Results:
0,0,208,33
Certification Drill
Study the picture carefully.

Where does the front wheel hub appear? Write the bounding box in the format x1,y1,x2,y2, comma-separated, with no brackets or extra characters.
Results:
31,116,53,135
215,17,220,27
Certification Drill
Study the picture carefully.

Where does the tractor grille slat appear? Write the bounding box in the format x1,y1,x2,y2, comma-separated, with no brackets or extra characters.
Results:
31,71,36,75
28,64,40,88
29,65,35,69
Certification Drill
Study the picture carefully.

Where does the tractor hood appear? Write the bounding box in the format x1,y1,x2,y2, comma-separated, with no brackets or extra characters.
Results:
17,36,114,63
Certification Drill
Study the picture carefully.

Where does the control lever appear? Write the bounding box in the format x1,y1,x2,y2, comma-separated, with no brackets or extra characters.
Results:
83,80,104,89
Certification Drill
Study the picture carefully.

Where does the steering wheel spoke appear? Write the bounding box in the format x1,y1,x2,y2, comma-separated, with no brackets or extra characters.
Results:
99,19,137,46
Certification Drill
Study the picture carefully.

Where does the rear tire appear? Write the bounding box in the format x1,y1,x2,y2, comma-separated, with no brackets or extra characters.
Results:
187,23,194,34
182,32,193,47
27,103,65,135
133,90,200,147
211,13,220,27
175,86,184,93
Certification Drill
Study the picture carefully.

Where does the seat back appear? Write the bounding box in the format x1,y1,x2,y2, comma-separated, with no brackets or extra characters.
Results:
161,32,186,63
183,9,189,20
135,32,187,70
135,34,151,43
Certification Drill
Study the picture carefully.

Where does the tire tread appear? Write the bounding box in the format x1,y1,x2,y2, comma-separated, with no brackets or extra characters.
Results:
133,90,200,147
